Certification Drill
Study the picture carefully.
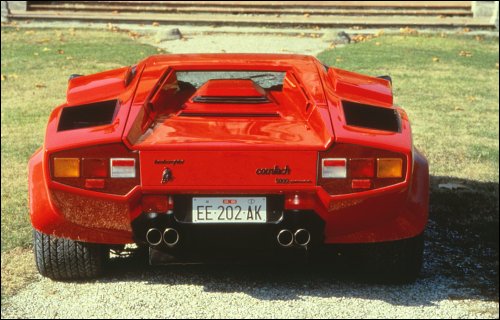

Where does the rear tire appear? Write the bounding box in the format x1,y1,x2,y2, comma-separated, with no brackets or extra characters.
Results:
364,233,424,284
33,229,108,280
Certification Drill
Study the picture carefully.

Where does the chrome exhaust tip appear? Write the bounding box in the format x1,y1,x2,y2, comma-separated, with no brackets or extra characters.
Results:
277,229,294,247
145,228,162,246
294,229,311,247
163,228,180,247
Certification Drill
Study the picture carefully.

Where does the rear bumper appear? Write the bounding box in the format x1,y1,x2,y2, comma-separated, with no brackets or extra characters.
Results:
29,148,429,245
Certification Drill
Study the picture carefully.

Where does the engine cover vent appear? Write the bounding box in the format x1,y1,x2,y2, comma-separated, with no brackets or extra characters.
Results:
342,101,400,133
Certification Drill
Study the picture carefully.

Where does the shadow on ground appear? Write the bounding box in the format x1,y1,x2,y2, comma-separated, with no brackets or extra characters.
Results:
95,176,498,306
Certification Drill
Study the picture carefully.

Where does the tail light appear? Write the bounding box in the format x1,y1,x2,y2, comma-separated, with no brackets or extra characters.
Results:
318,144,406,195
53,158,80,178
110,158,136,178
50,143,139,195
142,195,173,213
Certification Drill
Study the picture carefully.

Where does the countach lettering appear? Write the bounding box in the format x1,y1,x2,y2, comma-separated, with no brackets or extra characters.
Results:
256,165,291,175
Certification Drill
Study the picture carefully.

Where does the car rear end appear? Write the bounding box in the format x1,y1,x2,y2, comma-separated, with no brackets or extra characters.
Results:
29,54,428,282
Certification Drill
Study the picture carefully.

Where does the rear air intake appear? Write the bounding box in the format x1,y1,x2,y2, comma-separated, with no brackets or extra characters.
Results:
57,100,118,131
342,101,400,133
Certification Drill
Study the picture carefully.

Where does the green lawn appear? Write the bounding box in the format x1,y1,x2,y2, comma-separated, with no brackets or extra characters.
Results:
1,27,163,252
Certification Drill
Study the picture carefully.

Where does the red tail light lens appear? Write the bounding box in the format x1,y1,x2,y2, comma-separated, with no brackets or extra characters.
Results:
142,195,173,213
82,158,108,178
350,158,375,178
318,144,406,195
50,144,139,195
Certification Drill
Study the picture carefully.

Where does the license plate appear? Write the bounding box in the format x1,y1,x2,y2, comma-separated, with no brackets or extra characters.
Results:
192,197,267,223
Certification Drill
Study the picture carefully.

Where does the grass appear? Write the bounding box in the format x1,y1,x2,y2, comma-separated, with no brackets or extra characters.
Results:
1,27,163,253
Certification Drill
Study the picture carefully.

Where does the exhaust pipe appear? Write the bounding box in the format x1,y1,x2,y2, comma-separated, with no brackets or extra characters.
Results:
163,228,180,247
277,229,294,247
145,228,162,246
294,229,311,247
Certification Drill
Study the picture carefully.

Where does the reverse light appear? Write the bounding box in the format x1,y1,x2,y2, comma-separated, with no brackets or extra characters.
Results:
110,158,136,178
53,158,80,178
322,158,347,178
377,158,403,178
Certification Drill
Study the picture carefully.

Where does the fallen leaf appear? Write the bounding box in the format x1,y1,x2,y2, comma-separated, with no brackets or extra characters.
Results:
328,43,336,49
336,57,343,62
454,107,464,111
304,13,310,18
33,52,39,56
440,32,447,38
35,38,50,44
375,29,384,37
66,56,73,60
112,10,119,14
462,27,470,33
375,42,381,46
432,57,440,62
24,30,35,35
459,50,472,57
42,47,51,52
1,75,5,81
152,22,160,27
352,34,366,43
9,73,18,79
69,27,76,36
57,49,64,54
351,26,362,30
400,27,418,35
438,15,446,19
475,35,484,41
35,83,46,88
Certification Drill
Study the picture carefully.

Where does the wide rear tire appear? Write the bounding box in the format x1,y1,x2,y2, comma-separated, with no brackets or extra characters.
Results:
364,233,424,284
33,229,108,280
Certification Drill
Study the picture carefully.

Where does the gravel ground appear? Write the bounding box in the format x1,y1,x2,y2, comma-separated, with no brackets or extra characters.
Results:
2,220,498,319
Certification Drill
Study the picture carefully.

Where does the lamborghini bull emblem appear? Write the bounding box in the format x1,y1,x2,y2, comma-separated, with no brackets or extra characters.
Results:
161,168,172,184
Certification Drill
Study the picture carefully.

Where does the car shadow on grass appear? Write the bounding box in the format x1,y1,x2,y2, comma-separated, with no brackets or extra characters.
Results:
98,176,498,306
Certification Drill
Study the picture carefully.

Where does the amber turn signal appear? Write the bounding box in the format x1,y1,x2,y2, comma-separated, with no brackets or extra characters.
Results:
53,158,80,178
377,158,403,178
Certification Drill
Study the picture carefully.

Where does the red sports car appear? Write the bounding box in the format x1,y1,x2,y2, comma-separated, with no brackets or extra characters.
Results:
29,54,429,282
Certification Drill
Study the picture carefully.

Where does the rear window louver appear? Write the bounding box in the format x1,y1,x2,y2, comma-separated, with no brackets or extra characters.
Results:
57,100,118,131
342,101,400,133
192,96,269,104
178,112,280,118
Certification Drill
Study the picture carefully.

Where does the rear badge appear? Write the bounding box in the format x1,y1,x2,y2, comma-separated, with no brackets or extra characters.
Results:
256,165,291,175
161,168,172,184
